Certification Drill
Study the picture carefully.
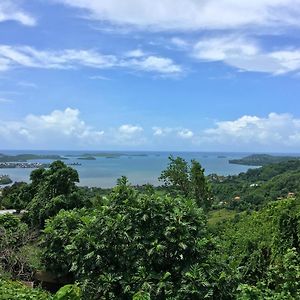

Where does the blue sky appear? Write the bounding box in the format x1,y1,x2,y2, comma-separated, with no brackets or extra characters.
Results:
1,0,300,152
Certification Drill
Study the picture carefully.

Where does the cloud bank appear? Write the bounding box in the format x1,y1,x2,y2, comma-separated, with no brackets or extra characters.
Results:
0,108,104,148
56,0,300,31
0,45,182,75
193,35,300,74
1,109,300,151
202,113,300,150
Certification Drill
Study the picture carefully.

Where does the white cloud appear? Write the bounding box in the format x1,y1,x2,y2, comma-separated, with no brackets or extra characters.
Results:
177,129,194,139
125,49,145,58
89,75,110,81
109,124,146,146
2,109,300,151
202,113,300,149
170,37,189,49
0,45,182,75
0,108,104,148
124,56,182,74
152,127,173,136
193,36,300,74
152,126,194,139
0,1,36,26
0,46,117,69
0,57,11,71
119,124,143,135
55,0,300,31
194,36,259,61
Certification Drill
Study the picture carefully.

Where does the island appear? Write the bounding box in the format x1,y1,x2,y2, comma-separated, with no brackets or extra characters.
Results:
0,153,67,163
67,152,148,159
0,175,12,185
77,156,96,160
229,154,300,166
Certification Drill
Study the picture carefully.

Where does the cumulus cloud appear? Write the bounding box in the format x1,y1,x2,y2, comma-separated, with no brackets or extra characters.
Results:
0,1,36,26
105,124,145,146
119,124,143,135
152,127,173,137
0,45,182,75
2,109,300,151
177,129,194,139
202,113,300,149
55,0,300,31
0,108,104,148
193,36,300,74
152,127,194,139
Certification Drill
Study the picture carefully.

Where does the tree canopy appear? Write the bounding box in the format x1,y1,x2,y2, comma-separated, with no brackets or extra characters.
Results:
159,156,212,211
42,179,215,299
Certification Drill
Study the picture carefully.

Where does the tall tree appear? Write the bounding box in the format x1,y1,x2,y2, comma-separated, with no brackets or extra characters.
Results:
26,161,86,228
159,156,212,211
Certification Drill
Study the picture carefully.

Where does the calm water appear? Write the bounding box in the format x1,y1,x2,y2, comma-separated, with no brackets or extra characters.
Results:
0,150,258,188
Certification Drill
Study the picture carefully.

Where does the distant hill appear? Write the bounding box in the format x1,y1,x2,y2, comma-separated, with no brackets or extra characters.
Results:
229,154,300,166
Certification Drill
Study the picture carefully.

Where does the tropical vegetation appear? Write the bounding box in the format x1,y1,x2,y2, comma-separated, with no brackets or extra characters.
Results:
0,156,300,299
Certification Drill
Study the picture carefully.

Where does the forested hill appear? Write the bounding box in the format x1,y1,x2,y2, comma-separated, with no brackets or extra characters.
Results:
211,159,300,210
229,153,300,166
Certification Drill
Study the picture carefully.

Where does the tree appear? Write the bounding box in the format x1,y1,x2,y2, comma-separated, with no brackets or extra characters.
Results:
159,156,190,197
190,160,212,211
42,180,213,299
159,156,212,211
1,182,32,213
30,160,79,200
25,161,88,228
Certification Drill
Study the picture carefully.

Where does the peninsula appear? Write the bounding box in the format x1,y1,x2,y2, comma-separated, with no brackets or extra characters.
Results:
229,154,300,166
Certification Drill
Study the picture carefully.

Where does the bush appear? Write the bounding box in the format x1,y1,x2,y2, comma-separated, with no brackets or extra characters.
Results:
0,214,36,280
42,180,214,299
0,278,52,300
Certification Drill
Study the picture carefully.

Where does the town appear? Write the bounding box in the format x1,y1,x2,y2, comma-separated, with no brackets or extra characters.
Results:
0,162,49,169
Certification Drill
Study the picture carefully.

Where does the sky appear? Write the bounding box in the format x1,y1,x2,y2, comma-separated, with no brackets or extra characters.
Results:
0,0,300,152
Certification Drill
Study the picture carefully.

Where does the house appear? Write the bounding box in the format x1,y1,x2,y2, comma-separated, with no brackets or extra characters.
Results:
287,192,295,198
234,196,241,201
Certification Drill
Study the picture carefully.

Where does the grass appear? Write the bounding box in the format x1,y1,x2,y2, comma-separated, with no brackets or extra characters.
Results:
208,209,237,227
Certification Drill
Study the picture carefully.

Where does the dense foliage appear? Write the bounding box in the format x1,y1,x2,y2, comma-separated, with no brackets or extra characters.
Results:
1,182,32,212
215,197,300,299
0,214,37,281
211,160,300,210
26,161,82,227
0,278,52,300
229,154,300,166
0,279,81,300
42,178,217,299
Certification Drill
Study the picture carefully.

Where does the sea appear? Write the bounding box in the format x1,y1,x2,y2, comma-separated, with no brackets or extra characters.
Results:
0,150,260,188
